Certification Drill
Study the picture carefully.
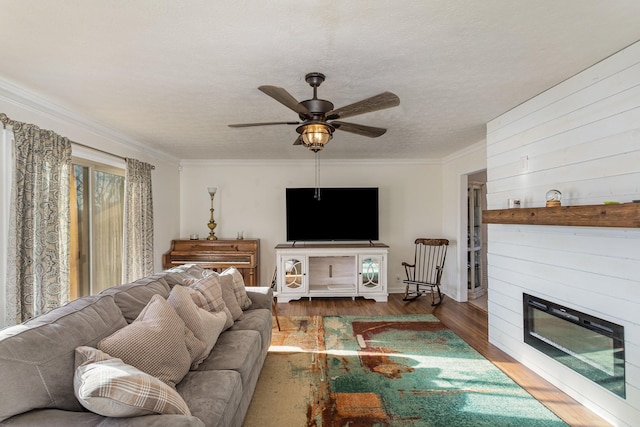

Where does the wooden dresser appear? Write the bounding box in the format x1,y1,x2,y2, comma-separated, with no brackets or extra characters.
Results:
162,239,260,286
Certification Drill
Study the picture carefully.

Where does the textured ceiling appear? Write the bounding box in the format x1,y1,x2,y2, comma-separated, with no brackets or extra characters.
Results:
1,1,640,160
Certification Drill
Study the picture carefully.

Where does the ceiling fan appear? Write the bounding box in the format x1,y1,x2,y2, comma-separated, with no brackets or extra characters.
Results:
228,72,400,152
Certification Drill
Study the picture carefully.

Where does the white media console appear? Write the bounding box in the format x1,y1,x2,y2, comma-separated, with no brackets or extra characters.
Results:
275,243,389,303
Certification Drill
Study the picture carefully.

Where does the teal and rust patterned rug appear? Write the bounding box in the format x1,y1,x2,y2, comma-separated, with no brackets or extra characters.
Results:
244,315,567,427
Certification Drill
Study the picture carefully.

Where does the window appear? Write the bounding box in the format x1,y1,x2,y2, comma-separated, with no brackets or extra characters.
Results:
70,159,125,298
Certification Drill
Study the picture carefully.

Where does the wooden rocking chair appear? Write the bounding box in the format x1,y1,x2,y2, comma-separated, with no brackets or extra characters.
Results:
402,238,449,306
270,268,281,331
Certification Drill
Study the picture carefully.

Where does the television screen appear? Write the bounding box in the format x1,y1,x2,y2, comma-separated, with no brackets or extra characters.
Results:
286,187,379,242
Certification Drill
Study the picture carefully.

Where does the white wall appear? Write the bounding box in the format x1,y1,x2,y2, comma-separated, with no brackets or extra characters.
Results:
179,159,442,292
486,41,640,426
0,81,181,327
441,141,486,301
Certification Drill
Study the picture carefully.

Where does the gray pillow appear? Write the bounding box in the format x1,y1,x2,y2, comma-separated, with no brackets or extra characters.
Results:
167,285,227,368
98,295,192,387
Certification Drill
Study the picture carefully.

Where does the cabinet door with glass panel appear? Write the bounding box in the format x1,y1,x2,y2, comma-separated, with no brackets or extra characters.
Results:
279,256,307,294
357,254,384,294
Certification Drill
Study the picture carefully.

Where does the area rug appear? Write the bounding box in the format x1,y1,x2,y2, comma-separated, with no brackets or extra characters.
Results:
243,315,567,427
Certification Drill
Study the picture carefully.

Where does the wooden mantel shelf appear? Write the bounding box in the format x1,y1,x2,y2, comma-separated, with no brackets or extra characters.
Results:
482,203,640,228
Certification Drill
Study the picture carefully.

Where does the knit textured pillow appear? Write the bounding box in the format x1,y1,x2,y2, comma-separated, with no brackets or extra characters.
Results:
221,266,252,310
167,285,227,368
74,346,191,417
98,294,192,387
185,275,233,329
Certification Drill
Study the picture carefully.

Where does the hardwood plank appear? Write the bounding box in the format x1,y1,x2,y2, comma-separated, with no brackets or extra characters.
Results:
275,295,611,427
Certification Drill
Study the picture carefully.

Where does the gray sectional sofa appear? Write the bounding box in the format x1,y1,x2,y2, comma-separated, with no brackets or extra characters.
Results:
0,266,273,426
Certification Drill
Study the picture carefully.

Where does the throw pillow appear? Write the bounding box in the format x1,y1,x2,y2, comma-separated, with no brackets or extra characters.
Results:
182,277,199,286
98,294,192,387
185,275,233,330
167,285,227,368
74,346,191,417
163,264,210,288
218,274,244,321
221,267,252,310
202,268,216,278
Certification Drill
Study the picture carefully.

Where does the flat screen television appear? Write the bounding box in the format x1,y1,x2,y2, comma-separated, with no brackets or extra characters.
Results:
286,187,379,242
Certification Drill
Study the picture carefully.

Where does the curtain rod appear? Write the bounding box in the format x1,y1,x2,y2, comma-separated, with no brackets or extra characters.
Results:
1,113,155,170
71,140,156,170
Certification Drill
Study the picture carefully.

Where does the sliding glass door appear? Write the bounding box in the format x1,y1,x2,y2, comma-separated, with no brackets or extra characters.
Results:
71,160,125,297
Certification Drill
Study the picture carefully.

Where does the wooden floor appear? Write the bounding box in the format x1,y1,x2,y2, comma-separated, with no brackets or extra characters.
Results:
275,294,611,427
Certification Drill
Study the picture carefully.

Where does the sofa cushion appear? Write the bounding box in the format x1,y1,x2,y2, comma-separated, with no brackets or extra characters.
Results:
177,369,243,427
2,409,205,426
74,346,191,417
221,266,252,310
98,295,192,387
100,275,171,323
196,330,262,388
167,285,227,368
0,295,127,422
185,275,233,330
229,308,273,356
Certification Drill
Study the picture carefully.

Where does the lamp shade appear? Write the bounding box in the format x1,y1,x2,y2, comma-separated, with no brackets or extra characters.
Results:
207,187,217,195
301,124,332,151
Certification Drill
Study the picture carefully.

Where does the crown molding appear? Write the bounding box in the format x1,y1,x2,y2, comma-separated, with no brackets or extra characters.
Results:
441,139,486,163
180,158,442,167
0,77,179,163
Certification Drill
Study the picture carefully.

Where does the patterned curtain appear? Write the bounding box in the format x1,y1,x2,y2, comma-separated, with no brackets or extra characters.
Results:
1,113,71,325
122,158,154,282
1,121,14,329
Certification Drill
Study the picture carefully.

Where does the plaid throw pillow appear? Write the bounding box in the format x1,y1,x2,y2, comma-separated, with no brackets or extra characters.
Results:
74,346,191,417
218,274,244,321
221,267,252,310
185,275,233,329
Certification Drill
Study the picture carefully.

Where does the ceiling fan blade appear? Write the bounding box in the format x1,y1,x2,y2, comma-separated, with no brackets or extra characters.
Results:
331,121,387,138
293,135,303,145
228,121,299,128
258,85,311,117
326,92,400,120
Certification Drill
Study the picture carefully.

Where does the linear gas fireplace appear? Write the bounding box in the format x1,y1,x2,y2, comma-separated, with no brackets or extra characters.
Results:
523,293,625,398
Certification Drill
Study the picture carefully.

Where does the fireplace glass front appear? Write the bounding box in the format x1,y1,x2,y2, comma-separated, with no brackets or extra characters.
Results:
523,293,625,398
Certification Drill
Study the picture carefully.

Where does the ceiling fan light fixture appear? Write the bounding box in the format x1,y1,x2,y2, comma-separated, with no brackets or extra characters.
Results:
301,123,333,152
229,73,400,153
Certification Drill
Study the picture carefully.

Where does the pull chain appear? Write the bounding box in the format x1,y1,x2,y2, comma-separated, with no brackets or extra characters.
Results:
314,151,321,200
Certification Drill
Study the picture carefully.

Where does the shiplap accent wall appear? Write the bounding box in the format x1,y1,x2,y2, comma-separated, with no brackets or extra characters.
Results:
486,42,640,426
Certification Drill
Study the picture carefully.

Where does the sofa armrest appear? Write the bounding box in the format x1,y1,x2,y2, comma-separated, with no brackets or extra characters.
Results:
245,287,273,311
